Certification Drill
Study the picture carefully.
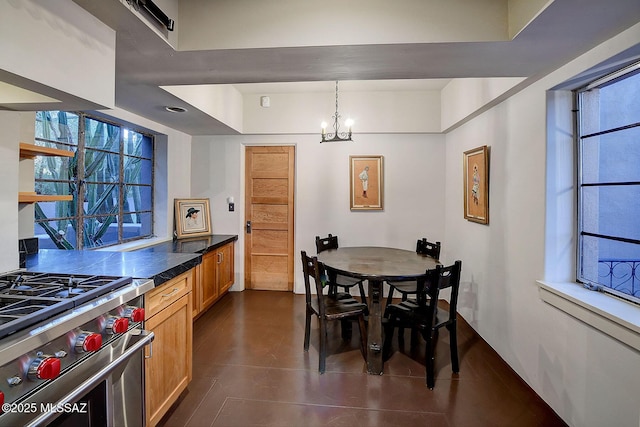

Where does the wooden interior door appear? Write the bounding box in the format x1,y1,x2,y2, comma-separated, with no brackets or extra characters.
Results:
244,146,295,291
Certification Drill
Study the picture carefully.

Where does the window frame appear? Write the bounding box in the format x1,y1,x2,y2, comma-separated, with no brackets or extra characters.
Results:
34,111,155,250
575,62,640,305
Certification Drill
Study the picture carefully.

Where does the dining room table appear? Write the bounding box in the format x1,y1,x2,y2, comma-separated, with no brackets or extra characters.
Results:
317,246,439,375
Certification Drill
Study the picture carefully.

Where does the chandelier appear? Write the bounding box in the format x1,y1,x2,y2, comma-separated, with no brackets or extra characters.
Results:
321,81,353,143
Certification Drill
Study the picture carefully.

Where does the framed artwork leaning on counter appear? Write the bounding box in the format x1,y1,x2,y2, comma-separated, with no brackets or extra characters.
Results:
174,198,212,238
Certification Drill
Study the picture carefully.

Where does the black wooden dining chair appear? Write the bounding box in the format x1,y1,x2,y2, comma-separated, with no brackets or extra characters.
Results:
383,260,462,389
315,234,367,303
385,238,441,307
301,251,368,374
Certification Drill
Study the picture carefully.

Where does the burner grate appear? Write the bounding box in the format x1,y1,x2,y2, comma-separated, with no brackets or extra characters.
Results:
0,272,133,339
0,296,74,334
4,284,62,297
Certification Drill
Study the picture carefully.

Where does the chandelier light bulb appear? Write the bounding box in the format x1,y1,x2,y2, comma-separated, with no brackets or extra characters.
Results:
345,118,354,131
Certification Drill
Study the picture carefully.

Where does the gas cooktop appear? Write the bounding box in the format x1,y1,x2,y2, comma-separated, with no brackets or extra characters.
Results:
0,272,133,340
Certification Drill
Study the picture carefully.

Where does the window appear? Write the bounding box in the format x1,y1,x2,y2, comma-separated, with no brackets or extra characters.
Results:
576,63,640,303
34,111,154,249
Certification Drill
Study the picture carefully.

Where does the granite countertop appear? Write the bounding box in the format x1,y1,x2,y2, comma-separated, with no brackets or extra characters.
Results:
26,249,202,287
136,234,238,255
25,234,237,287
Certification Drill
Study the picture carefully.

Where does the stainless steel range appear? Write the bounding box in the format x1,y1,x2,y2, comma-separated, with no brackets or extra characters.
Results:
0,271,154,427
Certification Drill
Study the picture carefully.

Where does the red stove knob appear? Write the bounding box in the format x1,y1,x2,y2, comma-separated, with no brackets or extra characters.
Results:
27,356,61,380
75,332,103,353
124,307,145,322
106,317,129,334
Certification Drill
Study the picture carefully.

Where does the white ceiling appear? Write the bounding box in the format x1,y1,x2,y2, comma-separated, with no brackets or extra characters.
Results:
232,80,453,94
8,0,640,135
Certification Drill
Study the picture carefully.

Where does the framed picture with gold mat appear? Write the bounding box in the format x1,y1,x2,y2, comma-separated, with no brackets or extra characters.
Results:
350,155,383,211
463,146,489,224
175,198,212,238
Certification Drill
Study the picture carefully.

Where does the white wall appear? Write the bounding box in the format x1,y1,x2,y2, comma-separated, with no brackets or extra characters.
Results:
161,84,244,132
179,0,508,50
443,23,640,427
191,133,446,293
0,112,22,273
0,0,115,109
167,84,444,135
242,89,443,134
441,77,526,131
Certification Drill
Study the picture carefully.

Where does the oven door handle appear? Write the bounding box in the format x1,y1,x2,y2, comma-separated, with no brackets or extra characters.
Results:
24,329,155,427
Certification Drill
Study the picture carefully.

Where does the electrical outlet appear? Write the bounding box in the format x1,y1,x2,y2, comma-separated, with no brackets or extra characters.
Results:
229,202,235,212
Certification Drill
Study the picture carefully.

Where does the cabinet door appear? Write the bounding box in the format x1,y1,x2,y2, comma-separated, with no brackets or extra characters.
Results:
201,251,219,309
192,264,202,318
145,293,193,427
217,243,234,295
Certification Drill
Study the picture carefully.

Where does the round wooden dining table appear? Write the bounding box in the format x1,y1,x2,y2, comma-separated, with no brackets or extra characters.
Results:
317,246,439,375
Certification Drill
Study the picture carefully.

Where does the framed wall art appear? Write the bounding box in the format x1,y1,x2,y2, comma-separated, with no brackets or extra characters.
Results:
174,198,212,238
350,155,384,211
463,145,489,224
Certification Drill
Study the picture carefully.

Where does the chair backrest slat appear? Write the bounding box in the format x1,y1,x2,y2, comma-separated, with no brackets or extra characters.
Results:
423,260,462,323
404,261,463,321
315,234,339,254
301,251,327,316
416,238,441,260
443,260,462,317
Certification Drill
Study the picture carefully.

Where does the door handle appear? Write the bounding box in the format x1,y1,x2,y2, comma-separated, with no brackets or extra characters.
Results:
246,221,251,234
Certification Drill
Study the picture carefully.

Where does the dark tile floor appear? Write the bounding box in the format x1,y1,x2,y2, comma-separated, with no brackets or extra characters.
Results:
158,290,567,427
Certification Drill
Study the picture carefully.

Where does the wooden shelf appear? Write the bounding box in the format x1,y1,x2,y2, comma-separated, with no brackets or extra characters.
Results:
19,143,74,159
18,192,73,203
19,143,74,204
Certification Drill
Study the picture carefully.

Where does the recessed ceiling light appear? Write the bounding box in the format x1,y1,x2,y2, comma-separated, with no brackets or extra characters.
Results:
165,106,187,113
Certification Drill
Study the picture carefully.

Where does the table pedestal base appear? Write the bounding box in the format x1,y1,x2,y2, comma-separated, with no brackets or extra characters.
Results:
366,279,384,375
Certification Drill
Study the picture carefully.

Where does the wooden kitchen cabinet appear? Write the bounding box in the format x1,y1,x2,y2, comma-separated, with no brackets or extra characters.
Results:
144,269,193,427
200,249,220,310
193,241,234,319
216,242,234,295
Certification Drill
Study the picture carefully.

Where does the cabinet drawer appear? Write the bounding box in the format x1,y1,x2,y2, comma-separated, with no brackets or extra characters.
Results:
146,270,192,318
